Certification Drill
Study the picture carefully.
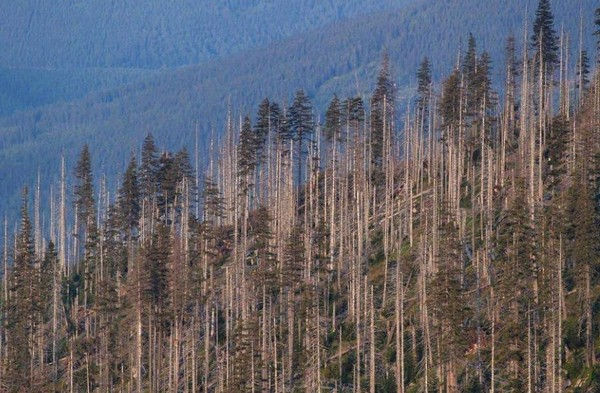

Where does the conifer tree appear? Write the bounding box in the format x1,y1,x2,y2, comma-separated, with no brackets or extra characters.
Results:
118,154,140,238
566,172,599,367
545,115,569,193
440,69,462,132
255,98,271,164
493,180,536,391
416,56,432,115
371,53,395,167
140,133,159,201
463,34,478,113
345,96,365,136
174,147,194,184
531,0,559,69
270,101,291,145
576,49,590,91
74,144,95,227
289,90,314,184
324,95,342,143
474,51,493,108
143,223,171,326
283,223,304,287
238,116,256,194
6,188,37,390
430,207,467,391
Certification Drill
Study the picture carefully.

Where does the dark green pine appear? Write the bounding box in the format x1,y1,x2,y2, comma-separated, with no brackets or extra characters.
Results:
288,89,314,184
416,56,432,112
140,133,160,201
118,153,140,237
254,98,271,164
238,116,256,194
531,0,559,68
324,95,341,143
370,53,395,167
74,144,95,225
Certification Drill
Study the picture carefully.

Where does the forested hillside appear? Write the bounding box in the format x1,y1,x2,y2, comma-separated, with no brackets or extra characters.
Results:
0,67,156,117
1,1,600,392
0,0,596,223
0,0,409,69
0,0,404,117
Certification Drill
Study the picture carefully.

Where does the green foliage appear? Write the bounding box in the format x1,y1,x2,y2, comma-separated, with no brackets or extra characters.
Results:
532,0,559,67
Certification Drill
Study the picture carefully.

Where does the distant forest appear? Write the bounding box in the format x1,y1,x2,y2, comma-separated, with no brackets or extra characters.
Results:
0,0,597,222
1,1,600,392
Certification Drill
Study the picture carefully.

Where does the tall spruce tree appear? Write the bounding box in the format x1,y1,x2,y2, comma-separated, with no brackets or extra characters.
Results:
416,56,432,115
143,223,171,326
371,53,395,167
324,95,342,143
74,144,95,227
289,89,314,184
255,98,271,165
494,180,536,391
118,154,141,238
577,49,590,91
238,115,256,194
531,0,559,69
140,133,159,201
6,188,37,390
344,96,365,137
440,69,462,132
463,33,478,80
270,101,291,145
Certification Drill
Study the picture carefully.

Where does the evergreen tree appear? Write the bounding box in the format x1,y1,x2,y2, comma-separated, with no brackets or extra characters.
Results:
74,144,95,227
566,172,599,367
493,181,536,391
370,53,395,167
345,96,365,136
270,101,291,145
40,241,57,319
416,56,432,114
140,133,159,201
463,33,478,81
157,151,176,210
440,69,462,132
283,223,304,287
430,207,468,391
474,51,493,108
255,98,271,164
202,175,224,224
576,49,590,91
249,206,277,290
173,147,194,185
324,95,342,143
118,154,140,238
544,115,570,194
505,35,519,84
473,51,496,149
531,0,559,69
289,90,314,184
143,223,171,325
238,115,256,194
156,148,193,211
463,33,478,116
6,188,38,390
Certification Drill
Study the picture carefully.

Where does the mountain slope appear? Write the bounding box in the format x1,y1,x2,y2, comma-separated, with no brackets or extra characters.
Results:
0,0,409,69
0,0,596,219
